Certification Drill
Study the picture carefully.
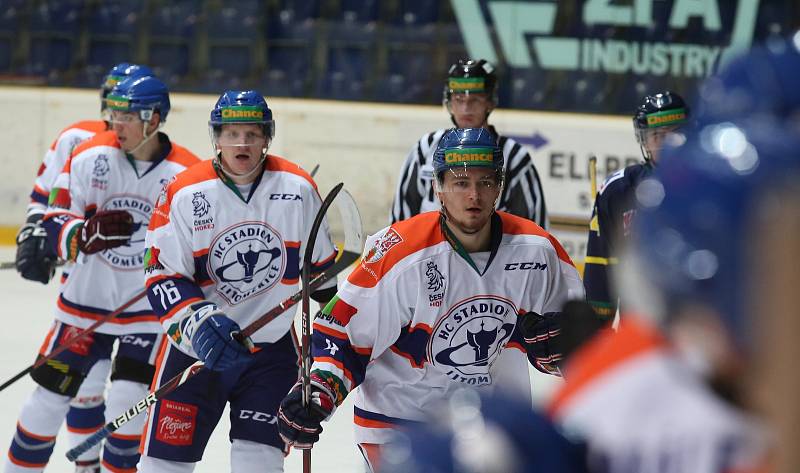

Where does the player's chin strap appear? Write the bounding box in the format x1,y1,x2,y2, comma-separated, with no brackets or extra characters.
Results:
126,120,163,156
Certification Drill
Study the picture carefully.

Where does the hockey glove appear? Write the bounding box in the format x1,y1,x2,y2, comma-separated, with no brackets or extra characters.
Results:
278,375,336,449
521,311,563,376
77,210,134,255
183,301,252,371
15,213,57,284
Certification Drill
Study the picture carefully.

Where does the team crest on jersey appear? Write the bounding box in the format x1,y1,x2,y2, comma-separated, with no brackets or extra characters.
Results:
92,155,110,177
192,192,210,217
208,222,285,305
426,261,446,307
363,228,403,264
427,296,517,386
97,195,152,271
192,192,214,231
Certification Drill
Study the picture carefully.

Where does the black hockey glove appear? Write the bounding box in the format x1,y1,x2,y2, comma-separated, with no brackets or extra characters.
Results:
15,213,57,284
278,376,336,449
520,310,563,376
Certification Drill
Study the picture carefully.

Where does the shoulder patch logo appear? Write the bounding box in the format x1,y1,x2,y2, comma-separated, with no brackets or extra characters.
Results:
427,296,517,387
192,192,210,218
363,228,403,264
208,222,285,305
426,261,446,307
92,155,110,177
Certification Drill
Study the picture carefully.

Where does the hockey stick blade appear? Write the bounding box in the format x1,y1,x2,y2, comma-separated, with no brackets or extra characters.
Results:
66,184,364,462
0,289,147,393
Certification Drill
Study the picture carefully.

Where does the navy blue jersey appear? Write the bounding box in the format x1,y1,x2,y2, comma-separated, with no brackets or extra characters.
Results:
583,163,653,319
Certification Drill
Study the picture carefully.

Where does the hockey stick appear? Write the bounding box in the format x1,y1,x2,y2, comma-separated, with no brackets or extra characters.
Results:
309,163,320,177
0,260,65,270
0,289,148,393
589,156,598,198
299,176,334,472
66,183,364,462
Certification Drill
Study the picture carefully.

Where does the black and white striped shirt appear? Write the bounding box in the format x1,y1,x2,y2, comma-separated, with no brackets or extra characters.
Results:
390,127,548,227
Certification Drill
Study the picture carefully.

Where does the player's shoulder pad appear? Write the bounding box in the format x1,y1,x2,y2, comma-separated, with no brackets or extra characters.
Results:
265,154,318,191
348,212,445,288
68,130,120,162
598,162,649,197
167,159,217,199
50,120,106,150
498,211,575,268
165,142,202,168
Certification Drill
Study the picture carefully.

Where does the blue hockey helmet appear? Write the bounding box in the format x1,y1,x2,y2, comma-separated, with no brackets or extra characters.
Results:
106,75,170,123
432,128,503,185
209,90,275,140
631,36,800,352
100,63,154,114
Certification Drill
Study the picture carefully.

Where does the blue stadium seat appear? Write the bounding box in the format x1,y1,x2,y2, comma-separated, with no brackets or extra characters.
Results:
319,46,368,100
28,38,72,74
87,39,133,69
207,1,262,39
88,0,143,36
389,0,439,26
265,44,312,97
0,39,12,71
29,0,81,34
0,0,26,34
338,0,379,23
209,45,251,77
381,47,435,103
148,43,190,79
149,0,198,38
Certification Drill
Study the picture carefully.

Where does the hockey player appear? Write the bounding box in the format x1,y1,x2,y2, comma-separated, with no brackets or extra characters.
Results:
545,40,800,471
278,128,584,470
8,62,153,473
5,75,200,473
137,90,338,472
15,62,152,285
390,59,547,228
582,91,689,321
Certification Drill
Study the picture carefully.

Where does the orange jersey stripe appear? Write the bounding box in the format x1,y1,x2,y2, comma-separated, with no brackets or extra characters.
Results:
349,212,445,288
49,120,107,150
70,130,119,158
498,211,576,268
353,415,393,430
164,143,202,168
56,298,156,324
547,317,666,418
265,155,318,191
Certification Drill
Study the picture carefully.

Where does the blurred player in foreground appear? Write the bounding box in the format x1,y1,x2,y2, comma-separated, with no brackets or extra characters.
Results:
278,127,583,471
5,75,199,473
9,62,152,473
582,91,689,321
138,90,337,472
391,59,547,228
546,37,800,472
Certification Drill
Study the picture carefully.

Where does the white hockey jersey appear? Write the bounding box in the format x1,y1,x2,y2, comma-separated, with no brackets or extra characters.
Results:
43,130,200,335
548,318,769,473
144,157,337,354
29,120,108,217
311,211,584,444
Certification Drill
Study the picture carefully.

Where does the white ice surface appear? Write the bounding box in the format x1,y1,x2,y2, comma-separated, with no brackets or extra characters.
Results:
0,247,560,472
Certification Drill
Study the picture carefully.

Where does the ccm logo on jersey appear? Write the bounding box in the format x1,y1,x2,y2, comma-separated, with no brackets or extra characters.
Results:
504,262,547,271
239,410,278,424
269,193,302,201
